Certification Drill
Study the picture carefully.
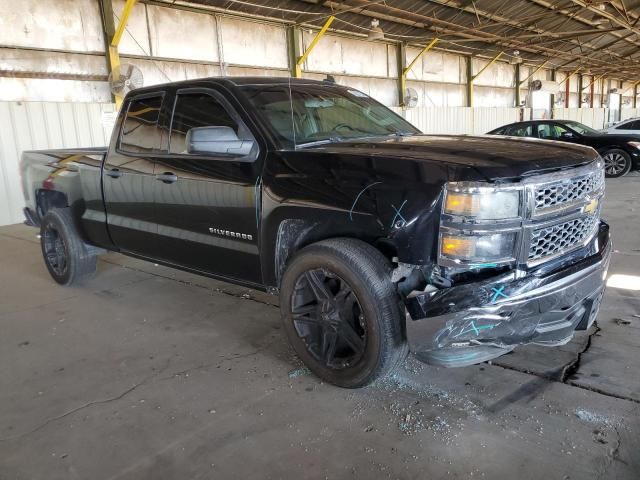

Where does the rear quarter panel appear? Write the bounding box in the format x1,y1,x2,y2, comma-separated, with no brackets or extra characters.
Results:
20,148,112,247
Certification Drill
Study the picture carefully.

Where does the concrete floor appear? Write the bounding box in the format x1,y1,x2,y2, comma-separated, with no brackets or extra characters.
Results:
1,177,639,480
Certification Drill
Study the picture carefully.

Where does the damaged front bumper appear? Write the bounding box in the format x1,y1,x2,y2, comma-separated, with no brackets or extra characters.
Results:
405,223,611,367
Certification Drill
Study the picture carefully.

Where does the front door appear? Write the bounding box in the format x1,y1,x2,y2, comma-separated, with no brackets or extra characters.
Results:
152,87,263,285
103,92,168,255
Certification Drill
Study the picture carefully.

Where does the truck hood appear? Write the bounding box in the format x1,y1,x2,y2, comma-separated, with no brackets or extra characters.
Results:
304,134,598,181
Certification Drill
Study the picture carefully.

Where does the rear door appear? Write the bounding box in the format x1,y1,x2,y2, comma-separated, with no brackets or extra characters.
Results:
505,124,534,138
103,92,168,255
151,86,263,284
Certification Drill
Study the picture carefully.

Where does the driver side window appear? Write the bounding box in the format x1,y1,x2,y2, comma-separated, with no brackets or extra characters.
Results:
170,92,239,154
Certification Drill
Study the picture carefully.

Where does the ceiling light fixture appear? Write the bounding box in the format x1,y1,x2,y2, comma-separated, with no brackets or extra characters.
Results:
589,3,608,26
367,19,385,41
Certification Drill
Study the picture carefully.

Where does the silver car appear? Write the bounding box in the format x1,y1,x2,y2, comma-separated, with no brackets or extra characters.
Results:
602,117,640,136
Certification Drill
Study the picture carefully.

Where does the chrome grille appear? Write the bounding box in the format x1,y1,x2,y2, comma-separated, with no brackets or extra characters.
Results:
528,212,600,262
533,168,604,215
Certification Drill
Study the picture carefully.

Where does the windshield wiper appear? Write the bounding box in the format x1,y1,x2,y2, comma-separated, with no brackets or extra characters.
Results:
296,136,343,149
387,130,415,137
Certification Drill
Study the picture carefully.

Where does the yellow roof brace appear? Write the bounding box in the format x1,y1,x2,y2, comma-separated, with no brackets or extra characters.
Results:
109,0,139,109
295,16,335,78
519,60,549,87
471,51,504,83
403,38,439,77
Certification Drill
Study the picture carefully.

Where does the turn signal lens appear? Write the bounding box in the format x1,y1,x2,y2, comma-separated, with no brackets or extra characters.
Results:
440,232,517,262
441,235,475,258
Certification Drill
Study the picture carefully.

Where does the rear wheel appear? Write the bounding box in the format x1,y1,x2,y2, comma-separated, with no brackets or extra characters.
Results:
40,208,97,285
280,238,407,388
602,149,632,177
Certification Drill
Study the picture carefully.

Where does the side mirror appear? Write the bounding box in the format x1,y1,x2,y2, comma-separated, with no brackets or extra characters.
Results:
560,131,576,139
186,126,255,156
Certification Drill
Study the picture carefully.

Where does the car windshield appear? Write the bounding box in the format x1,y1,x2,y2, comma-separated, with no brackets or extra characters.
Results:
564,121,598,135
240,83,420,148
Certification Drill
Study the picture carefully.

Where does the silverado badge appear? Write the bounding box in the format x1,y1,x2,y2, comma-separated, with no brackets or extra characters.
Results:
209,227,253,241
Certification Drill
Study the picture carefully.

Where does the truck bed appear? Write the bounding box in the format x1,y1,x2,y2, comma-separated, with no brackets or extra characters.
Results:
21,147,107,225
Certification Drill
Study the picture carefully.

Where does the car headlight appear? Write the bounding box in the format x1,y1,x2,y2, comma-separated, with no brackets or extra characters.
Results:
440,232,517,262
627,141,640,150
444,189,520,220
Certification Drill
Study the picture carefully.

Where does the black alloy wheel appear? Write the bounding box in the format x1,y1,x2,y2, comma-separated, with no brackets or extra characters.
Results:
280,238,407,388
42,223,68,277
40,208,97,285
291,268,366,369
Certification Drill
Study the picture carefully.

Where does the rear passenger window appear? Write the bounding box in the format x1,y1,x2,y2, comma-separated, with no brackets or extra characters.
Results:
169,92,239,155
507,125,533,137
120,95,165,154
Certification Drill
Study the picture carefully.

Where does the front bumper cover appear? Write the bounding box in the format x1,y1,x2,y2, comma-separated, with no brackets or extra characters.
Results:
405,222,611,367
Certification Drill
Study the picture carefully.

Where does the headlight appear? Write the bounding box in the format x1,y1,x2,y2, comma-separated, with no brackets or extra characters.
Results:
627,141,640,150
444,190,520,219
440,232,517,262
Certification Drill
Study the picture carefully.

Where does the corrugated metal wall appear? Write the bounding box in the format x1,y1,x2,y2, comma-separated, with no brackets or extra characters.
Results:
395,107,525,135
0,102,114,226
621,108,640,121
552,108,608,129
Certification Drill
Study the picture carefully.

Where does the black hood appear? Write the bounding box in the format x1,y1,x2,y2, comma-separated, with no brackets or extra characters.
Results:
306,134,599,181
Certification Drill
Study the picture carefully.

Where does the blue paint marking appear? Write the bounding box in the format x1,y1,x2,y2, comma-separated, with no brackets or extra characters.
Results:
490,286,509,303
349,181,382,221
390,199,408,228
471,263,498,268
470,320,479,336
254,176,262,228
452,322,496,338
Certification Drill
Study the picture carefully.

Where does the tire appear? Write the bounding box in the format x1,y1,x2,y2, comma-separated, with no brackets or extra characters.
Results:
602,149,632,178
279,238,408,388
40,208,97,286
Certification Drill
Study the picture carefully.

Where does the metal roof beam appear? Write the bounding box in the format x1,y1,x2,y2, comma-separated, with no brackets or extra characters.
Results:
421,0,640,73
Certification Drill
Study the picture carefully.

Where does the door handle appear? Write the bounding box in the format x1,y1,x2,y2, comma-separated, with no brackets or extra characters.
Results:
156,172,178,184
105,168,122,178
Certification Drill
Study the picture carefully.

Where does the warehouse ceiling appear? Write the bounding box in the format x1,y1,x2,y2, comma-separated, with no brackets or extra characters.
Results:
151,0,640,79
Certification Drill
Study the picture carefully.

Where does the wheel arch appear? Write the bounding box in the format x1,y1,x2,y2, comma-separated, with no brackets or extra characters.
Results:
35,189,69,218
262,207,398,289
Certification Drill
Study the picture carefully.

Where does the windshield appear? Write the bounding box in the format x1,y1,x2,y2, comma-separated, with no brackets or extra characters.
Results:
240,83,420,148
564,121,598,135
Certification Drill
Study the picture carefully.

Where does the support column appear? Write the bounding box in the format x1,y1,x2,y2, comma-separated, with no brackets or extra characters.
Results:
287,25,302,78
550,69,556,118
397,42,407,108
514,63,520,107
577,74,583,108
466,56,473,107
98,0,117,103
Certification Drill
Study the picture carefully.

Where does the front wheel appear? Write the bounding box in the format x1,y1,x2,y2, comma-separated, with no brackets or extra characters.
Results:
602,149,632,178
279,238,407,388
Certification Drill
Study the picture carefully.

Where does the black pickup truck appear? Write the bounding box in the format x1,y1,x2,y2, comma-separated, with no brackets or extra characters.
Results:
21,77,611,388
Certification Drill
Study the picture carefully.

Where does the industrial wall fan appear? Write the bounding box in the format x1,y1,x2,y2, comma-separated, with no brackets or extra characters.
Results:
403,87,419,108
109,63,144,97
